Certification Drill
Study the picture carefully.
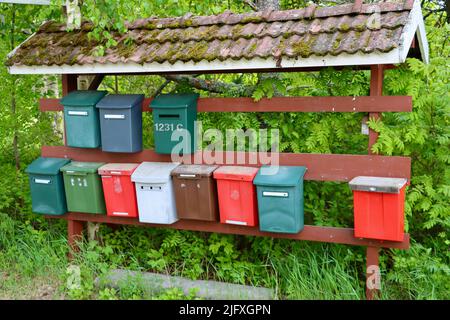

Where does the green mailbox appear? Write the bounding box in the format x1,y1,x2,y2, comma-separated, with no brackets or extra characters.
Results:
151,93,199,155
253,166,307,234
26,157,71,215
60,161,106,214
61,90,108,148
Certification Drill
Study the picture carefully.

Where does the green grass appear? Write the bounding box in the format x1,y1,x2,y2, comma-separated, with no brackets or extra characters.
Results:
0,213,448,300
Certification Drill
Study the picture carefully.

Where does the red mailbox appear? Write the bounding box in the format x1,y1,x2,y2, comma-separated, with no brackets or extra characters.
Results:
213,166,259,227
98,163,139,218
349,176,407,242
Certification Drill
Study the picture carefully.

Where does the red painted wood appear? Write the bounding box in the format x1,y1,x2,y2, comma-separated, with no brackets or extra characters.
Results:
369,65,385,154
61,75,78,146
366,246,381,300
45,213,410,249
39,96,412,113
68,220,84,260
41,146,411,182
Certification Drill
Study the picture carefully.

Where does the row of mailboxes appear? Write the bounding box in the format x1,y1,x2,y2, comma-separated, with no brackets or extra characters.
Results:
26,157,408,239
60,91,198,154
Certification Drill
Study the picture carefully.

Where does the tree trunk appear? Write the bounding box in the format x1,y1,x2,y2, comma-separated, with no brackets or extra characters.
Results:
256,0,280,10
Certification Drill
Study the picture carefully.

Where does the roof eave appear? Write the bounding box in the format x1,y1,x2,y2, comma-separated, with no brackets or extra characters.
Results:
8,50,402,75
399,0,429,64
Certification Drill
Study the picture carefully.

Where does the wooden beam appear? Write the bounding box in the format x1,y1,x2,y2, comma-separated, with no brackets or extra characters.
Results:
88,74,105,90
369,65,385,154
41,146,411,181
45,213,410,250
40,96,413,113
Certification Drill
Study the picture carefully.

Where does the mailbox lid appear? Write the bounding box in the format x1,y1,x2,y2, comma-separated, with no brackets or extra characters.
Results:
131,162,180,184
349,176,407,194
213,166,259,182
254,166,307,187
98,163,139,176
96,94,144,109
26,157,71,175
61,161,105,174
171,164,218,178
61,90,107,107
151,93,199,109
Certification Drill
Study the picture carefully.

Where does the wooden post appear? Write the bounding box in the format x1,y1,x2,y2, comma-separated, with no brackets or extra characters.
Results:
68,220,85,260
367,65,384,299
366,246,380,300
368,65,384,154
61,74,78,146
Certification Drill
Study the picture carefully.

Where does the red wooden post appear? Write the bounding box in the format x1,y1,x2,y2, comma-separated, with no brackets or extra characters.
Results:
366,246,380,300
368,65,384,154
61,74,78,146
367,65,384,299
68,220,85,260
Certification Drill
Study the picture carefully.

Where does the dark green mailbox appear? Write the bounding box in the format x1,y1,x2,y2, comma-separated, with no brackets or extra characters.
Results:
151,93,199,155
253,166,307,234
60,161,106,214
61,90,108,148
26,157,71,215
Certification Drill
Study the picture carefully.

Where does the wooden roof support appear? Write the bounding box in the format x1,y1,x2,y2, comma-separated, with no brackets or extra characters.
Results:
369,65,385,155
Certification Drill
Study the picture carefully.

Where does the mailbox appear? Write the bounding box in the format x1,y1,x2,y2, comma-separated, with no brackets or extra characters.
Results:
171,164,219,221
60,161,106,214
253,166,307,234
96,94,144,153
131,162,180,224
349,176,408,242
213,166,259,227
151,93,198,155
61,90,107,148
98,163,139,218
26,157,71,215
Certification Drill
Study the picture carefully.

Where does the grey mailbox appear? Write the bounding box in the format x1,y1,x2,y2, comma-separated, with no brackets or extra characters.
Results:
96,94,145,153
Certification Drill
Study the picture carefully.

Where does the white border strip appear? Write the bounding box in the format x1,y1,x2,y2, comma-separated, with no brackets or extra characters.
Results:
8,50,402,75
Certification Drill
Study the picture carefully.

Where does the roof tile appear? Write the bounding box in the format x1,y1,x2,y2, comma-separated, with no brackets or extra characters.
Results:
6,1,415,67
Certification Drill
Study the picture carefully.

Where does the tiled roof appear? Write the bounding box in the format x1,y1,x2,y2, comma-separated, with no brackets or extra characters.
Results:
6,1,418,68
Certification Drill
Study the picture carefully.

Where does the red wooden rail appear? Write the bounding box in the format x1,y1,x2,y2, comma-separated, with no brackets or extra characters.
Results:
41,146,411,182
40,95,412,113
44,212,410,250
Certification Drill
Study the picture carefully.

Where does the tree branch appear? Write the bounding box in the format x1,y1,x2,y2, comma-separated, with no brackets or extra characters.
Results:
163,74,255,96
243,0,258,11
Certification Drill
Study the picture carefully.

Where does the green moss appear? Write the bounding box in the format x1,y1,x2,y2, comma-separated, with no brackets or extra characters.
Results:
231,24,245,39
332,33,343,51
291,38,314,58
240,16,263,24
185,41,209,61
340,23,350,32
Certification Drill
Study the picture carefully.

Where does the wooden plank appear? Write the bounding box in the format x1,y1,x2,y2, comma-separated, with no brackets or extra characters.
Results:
88,74,105,90
41,146,411,181
44,213,410,250
40,96,413,113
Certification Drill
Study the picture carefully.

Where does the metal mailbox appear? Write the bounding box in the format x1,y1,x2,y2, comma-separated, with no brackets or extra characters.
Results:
349,176,407,242
151,93,199,155
60,161,106,214
171,164,219,221
131,162,180,224
96,94,144,153
98,163,139,218
253,166,307,234
213,166,259,227
26,157,71,215
61,90,108,148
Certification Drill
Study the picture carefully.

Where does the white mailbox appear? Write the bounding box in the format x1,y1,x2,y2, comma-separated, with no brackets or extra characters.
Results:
131,162,180,224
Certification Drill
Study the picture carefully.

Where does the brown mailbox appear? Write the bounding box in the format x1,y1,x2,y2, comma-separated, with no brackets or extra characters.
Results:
171,165,219,221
